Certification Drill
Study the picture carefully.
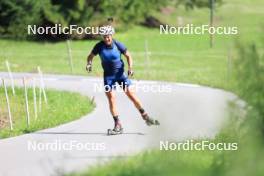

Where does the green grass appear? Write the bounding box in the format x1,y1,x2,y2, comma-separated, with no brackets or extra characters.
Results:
68,149,218,176
0,87,95,138
67,134,263,176
0,0,263,90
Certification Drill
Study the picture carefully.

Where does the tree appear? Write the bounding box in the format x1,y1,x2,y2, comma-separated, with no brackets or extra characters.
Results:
0,0,42,38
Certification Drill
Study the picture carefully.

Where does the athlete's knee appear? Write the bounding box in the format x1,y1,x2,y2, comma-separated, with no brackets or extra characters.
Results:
106,93,116,106
125,89,135,98
106,91,115,99
109,94,115,101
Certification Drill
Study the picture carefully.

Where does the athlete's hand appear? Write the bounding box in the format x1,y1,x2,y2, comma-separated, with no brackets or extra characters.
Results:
86,63,92,73
128,69,134,77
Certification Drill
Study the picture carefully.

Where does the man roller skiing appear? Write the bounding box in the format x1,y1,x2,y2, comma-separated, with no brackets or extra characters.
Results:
86,25,159,135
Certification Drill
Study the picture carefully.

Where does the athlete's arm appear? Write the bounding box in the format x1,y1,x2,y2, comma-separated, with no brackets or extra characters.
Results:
123,51,134,76
87,53,95,64
86,42,101,72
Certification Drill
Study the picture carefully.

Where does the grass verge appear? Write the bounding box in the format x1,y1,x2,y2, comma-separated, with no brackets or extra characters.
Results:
0,87,94,138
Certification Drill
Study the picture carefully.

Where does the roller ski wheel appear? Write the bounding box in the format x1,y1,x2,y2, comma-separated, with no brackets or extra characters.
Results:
107,125,123,135
145,117,160,126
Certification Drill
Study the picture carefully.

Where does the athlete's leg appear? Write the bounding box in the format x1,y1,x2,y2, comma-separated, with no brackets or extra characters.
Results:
118,74,159,125
118,75,149,119
105,90,118,116
124,86,142,109
124,86,160,125
123,86,150,119
105,90,123,131
104,76,122,130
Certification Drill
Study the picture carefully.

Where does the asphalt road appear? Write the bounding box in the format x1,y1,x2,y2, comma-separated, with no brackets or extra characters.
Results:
0,72,236,176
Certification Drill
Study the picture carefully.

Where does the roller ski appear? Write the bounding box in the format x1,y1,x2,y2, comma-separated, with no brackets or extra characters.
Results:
141,111,160,126
107,123,123,135
145,116,160,126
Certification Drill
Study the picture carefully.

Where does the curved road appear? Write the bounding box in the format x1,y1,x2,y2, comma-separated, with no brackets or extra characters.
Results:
0,72,236,176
